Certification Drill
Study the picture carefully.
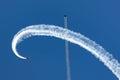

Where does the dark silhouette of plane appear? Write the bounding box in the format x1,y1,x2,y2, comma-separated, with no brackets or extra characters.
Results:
25,57,30,60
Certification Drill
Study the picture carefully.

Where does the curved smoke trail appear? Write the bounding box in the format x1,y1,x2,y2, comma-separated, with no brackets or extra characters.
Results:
12,24,120,80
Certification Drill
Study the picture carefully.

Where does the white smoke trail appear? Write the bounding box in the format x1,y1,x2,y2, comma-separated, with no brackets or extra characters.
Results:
12,24,120,80
64,15,71,80
65,40,71,80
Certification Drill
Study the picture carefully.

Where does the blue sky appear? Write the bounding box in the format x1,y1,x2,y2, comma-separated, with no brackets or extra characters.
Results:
0,0,120,80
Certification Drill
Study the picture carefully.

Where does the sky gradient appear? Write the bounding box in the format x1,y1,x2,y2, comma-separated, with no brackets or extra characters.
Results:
0,0,120,80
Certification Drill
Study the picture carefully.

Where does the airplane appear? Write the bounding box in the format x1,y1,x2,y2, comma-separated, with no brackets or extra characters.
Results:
64,14,67,29
25,56,30,60
64,14,67,17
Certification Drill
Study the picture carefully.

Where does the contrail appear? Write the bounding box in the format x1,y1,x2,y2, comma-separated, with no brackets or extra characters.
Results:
12,24,120,80
64,15,71,80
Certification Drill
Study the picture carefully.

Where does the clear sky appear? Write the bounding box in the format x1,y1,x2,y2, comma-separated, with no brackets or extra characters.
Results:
0,0,120,80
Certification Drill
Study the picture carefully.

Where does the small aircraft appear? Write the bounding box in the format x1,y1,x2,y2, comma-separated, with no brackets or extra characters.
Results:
64,14,67,17
64,14,67,29
25,56,30,60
